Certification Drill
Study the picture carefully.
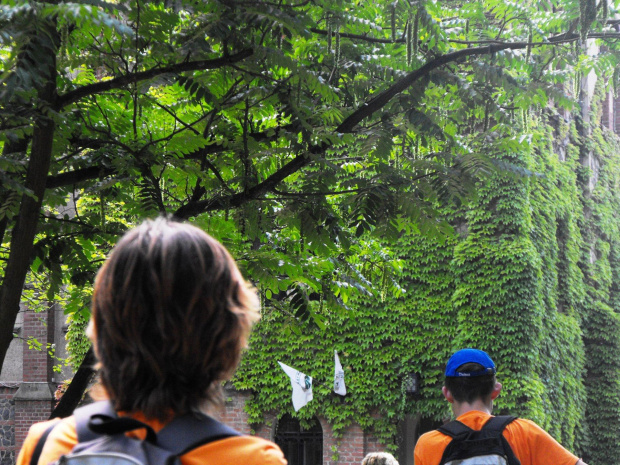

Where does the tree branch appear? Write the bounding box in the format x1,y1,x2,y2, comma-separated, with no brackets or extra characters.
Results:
46,121,301,189
336,29,620,133
46,166,116,189
272,187,367,197
151,100,200,135
173,147,322,219
49,347,96,418
311,27,402,44
52,29,612,212
57,49,253,108
311,26,620,47
337,42,539,133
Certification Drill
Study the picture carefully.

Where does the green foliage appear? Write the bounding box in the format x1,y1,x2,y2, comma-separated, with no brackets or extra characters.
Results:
63,284,93,369
576,88,620,465
582,301,620,464
2,0,620,462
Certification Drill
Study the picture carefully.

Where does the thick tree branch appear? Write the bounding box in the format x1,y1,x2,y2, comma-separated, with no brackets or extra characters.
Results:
203,158,234,194
46,166,116,189
337,42,533,133
45,122,301,189
173,148,322,219
57,49,253,108
49,347,96,418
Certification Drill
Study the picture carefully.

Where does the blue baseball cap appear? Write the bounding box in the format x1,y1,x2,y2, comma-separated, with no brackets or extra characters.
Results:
445,348,496,377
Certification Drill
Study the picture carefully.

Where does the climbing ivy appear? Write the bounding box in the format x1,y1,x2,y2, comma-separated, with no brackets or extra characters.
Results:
235,231,458,451
579,86,620,465
235,80,620,464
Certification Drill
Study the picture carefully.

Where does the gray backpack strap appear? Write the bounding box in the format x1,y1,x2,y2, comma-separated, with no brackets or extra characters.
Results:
73,401,117,443
156,412,241,456
73,401,239,457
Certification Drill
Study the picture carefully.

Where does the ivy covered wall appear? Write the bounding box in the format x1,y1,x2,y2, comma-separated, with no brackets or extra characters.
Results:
235,86,620,465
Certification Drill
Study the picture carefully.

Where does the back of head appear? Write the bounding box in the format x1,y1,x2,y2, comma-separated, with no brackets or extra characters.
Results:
361,452,399,465
91,218,259,420
444,349,497,404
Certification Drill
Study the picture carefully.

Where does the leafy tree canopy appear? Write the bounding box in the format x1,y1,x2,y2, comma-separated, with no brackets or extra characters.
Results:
1,0,620,381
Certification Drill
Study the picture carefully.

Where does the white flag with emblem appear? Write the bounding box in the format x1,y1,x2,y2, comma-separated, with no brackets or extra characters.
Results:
278,361,313,411
334,350,346,396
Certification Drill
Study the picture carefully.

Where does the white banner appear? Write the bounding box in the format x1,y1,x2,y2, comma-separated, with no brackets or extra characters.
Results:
334,350,346,396
278,361,313,411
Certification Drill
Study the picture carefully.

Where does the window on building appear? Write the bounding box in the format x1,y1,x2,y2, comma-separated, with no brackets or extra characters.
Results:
274,414,323,465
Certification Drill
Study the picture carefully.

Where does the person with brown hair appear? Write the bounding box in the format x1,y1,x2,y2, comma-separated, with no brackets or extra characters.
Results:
17,218,286,465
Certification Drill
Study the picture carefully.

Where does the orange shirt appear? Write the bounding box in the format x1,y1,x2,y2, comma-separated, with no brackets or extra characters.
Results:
17,414,287,465
414,410,579,465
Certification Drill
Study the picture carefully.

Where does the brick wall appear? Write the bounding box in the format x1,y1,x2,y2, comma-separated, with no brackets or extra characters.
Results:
253,412,276,441
214,388,253,435
321,418,337,464
14,399,53,450
22,310,54,383
322,421,384,465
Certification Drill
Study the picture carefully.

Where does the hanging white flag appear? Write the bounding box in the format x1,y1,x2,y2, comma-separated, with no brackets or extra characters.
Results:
334,350,347,396
278,361,313,411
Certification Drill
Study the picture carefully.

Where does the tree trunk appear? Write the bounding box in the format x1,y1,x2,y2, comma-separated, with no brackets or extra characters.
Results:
0,139,31,246
0,119,56,369
0,28,58,369
50,347,96,419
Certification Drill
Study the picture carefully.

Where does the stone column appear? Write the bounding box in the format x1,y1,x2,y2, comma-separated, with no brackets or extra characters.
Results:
14,306,56,450
0,386,18,465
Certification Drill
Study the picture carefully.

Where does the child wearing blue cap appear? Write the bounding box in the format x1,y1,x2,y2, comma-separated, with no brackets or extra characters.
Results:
413,348,588,465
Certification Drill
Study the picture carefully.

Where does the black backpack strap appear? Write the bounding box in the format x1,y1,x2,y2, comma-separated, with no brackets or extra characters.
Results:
88,414,158,444
156,412,242,456
438,415,521,465
482,415,521,465
482,415,518,433
29,422,58,465
73,400,117,442
437,420,473,438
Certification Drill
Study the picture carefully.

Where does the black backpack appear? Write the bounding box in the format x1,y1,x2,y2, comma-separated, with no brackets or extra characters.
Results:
437,415,521,465
30,401,240,465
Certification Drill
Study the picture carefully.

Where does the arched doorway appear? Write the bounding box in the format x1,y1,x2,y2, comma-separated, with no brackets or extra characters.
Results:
274,414,323,465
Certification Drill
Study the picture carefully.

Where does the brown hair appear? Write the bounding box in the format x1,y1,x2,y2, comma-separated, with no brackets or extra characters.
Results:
444,362,496,404
90,217,259,420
